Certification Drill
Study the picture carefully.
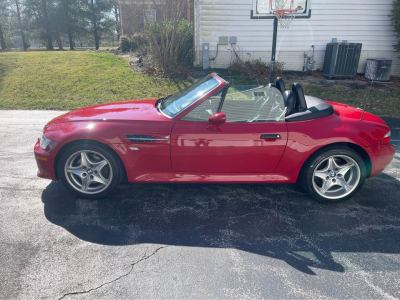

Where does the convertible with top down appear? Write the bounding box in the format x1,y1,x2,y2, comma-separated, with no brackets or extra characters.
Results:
34,73,395,203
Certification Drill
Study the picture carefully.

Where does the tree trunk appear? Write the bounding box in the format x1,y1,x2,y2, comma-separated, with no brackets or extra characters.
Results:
62,0,74,50
56,35,63,50
90,0,100,50
67,30,74,50
15,0,28,50
114,2,120,43
187,0,191,23
0,24,7,50
41,0,53,50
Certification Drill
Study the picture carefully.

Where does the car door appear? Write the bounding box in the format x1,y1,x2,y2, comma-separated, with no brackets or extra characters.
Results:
171,86,288,173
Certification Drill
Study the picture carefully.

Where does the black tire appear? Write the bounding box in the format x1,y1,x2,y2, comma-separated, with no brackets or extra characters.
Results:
57,143,123,199
300,147,366,204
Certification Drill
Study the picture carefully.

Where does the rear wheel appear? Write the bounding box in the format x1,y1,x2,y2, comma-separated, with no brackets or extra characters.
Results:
58,144,122,198
301,147,366,203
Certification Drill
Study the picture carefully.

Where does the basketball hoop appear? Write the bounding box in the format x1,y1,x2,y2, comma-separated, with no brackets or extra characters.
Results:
272,9,298,28
270,0,302,28
253,0,311,84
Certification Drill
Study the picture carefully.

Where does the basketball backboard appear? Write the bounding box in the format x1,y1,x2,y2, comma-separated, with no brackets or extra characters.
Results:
251,0,311,19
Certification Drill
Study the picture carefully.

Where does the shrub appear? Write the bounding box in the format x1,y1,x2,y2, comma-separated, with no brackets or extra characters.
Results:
390,0,400,52
227,59,285,82
144,19,193,77
119,34,148,53
120,35,131,52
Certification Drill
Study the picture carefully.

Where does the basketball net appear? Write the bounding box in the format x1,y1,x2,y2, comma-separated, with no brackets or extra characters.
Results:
271,0,298,29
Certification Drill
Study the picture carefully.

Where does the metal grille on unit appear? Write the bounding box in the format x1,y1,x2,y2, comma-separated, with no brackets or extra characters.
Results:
322,40,362,79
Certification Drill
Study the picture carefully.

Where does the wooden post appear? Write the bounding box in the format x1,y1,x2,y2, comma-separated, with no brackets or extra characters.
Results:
187,0,191,23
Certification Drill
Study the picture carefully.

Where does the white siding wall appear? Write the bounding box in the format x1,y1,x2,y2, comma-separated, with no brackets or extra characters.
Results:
194,0,400,75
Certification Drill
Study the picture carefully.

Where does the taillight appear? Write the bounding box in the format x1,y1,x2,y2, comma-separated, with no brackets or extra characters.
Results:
383,130,391,144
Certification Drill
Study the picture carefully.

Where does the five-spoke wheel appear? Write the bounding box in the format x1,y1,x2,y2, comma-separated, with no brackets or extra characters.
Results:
64,150,113,194
312,155,361,200
301,147,366,203
58,143,122,198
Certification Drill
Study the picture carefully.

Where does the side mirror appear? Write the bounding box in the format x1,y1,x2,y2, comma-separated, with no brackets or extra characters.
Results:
207,112,226,131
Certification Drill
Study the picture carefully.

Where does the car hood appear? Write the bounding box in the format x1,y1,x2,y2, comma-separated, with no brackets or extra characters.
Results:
47,99,166,125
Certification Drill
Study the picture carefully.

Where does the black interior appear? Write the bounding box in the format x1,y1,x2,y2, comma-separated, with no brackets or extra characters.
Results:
285,96,335,122
277,78,334,122
183,78,334,123
283,91,297,116
275,77,286,94
291,83,308,112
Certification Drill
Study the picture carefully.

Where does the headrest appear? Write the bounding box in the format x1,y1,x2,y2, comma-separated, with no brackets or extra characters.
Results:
276,77,285,94
292,83,307,111
283,90,297,116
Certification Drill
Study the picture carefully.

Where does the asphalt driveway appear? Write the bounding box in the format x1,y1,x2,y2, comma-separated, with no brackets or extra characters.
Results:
0,110,399,299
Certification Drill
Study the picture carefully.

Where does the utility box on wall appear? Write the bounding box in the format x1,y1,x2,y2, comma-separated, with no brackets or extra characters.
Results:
365,59,392,81
202,43,210,70
322,41,362,79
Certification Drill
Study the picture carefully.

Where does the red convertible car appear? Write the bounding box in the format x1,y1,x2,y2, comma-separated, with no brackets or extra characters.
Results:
34,73,395,203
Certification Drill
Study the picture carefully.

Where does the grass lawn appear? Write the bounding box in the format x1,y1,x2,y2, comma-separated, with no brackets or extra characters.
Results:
302,84,400,117
0,51,399,116
0,51,190,110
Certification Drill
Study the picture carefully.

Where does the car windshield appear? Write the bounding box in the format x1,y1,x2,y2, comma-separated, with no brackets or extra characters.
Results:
159,75,220,118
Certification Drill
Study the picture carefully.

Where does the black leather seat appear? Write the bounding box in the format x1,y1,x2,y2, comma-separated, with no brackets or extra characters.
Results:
275,77,285,94
280,82,335,122
283,91,297,116
286,95,335,122
292,83,307,112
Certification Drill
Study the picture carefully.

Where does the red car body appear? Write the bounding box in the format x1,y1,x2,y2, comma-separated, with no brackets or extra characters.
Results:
34,74,395,186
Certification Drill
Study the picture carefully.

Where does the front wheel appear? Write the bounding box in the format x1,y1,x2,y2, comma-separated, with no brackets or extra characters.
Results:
301,147,366,204
58,143,123,199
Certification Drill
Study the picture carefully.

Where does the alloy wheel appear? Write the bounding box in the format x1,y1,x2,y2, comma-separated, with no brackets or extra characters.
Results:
312,155,361,200
64,150,113,195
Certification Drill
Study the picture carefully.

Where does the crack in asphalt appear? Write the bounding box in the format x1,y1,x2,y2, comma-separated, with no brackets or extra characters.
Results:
57,246,168,300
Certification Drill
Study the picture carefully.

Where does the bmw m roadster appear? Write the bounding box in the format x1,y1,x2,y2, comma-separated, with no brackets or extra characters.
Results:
34,73,395,203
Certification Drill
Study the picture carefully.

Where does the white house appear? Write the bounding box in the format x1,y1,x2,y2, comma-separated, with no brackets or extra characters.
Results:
193,0,400,75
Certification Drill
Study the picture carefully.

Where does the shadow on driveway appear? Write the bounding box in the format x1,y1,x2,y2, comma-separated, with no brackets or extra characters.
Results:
42,171,400,275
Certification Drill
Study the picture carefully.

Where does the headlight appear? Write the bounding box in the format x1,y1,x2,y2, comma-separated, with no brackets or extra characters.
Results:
40,134,52,150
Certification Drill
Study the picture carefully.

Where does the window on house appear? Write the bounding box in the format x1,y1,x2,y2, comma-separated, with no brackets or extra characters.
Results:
144,9,157,23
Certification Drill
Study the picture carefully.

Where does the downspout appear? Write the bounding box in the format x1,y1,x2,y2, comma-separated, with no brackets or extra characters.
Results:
194,0,201,66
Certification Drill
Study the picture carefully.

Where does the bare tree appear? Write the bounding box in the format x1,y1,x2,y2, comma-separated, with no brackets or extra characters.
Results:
89,0,99,50
41,0,53,49
0,24,6,49
113,0,120,43
15,0,28,50
0,0,8,49
60,0,74,49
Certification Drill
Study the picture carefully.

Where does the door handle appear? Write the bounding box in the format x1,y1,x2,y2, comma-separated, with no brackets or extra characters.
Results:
261,134,281,139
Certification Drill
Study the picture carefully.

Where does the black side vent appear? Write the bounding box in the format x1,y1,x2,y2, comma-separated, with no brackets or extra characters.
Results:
126,134,163,143
126,135,168,142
